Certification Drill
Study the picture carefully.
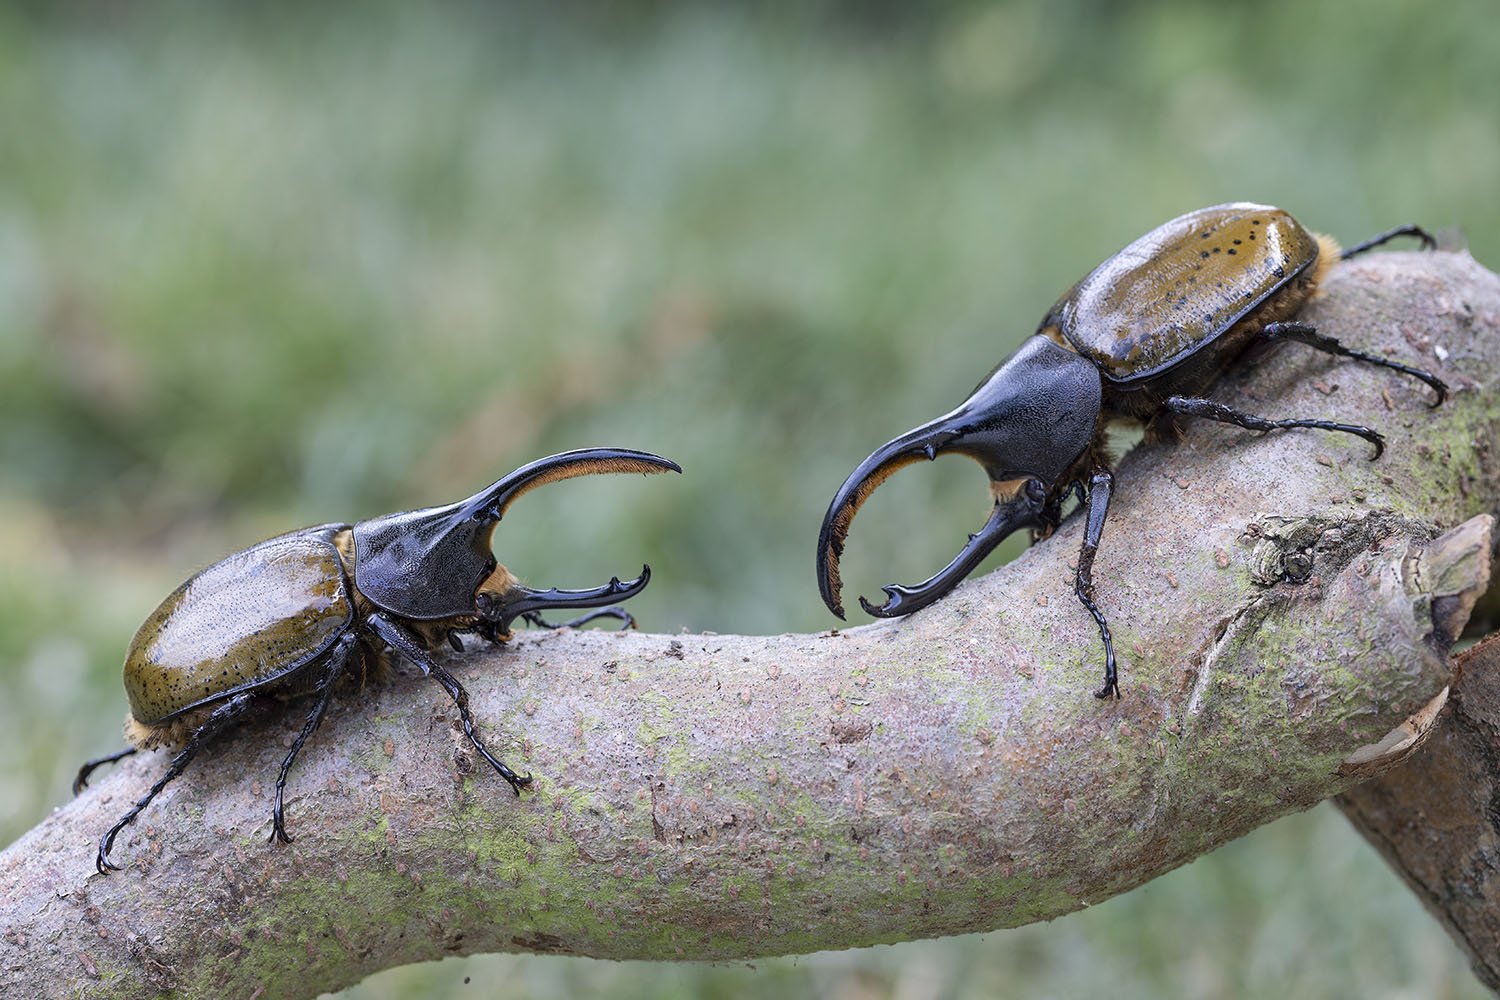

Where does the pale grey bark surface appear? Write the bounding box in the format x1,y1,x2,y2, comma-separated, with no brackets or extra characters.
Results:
2,251,1497,999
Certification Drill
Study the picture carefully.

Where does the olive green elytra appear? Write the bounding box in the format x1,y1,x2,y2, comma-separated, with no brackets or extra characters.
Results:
818,202,1448,702
73,448,681,875
1045,205,1320,384
124,526,353,725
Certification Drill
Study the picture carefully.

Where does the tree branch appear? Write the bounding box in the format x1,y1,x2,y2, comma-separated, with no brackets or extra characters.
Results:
3,251,1497,999
1337,633,1500,992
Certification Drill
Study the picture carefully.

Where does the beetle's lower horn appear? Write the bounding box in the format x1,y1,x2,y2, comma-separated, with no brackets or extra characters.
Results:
858,497,1039,618
487,566,652,632
462,448,682,524
816,421,965,619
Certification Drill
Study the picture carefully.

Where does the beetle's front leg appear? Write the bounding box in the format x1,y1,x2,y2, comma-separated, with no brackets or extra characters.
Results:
521,606,637,631
270,632,358,844
1075,465,1119,700
1030,479,1081,544
364,613,533,794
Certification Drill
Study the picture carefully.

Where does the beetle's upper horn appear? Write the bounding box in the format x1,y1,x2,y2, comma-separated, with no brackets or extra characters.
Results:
459,448,682,524
353,447,679,622
815,336,1102,621
816,419,959,620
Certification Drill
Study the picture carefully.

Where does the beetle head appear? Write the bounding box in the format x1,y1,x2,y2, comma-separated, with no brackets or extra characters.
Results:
353,448,680,625
816,335,1101,619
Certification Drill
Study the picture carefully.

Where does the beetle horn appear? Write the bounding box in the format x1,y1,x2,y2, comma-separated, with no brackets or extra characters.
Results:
353,447,679,623
458,447,682,524
816,335,1102,621
469,448,679,628
816,419,957,619
815,416,1042,620
482,566,653,634
858,495,1040,618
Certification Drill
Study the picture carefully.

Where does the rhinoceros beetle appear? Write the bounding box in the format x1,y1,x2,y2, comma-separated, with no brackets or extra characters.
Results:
74,447,679,873
816,203,1447,700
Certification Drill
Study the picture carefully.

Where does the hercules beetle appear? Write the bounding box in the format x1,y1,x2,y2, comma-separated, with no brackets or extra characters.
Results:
816,203,1447,699
74,448,680,874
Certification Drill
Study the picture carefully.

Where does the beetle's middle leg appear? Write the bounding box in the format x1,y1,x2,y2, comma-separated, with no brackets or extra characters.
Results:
270,632,359,844
365,613,533,794
1261,321,1446,406
96,692,254,874
1074,466,1119,700
521,607,637,631
1161,395,1386,459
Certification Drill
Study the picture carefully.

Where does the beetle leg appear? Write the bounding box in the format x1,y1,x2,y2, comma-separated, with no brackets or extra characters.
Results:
1339,224,1435,259
1040,478,1089,537
1261,321,1446,407
270,632,358,845
1074,466,1119,700
72,747,138,796
1161,395,1385,460
365,613,533,794
521,606,637,631
96,692,254,874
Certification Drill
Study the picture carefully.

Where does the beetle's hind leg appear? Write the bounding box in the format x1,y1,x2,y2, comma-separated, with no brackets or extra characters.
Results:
521,606,637,631
1162,395,1386,460
364,613,533,794
96,692,254,874
1262,321,1446,406
1340,224,1435,259
1074,467,1120,700
270,632,359,845
72,747,138,795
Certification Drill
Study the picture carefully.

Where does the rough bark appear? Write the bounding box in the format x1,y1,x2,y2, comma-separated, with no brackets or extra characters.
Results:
2,251,1498,999
1338,632,1500,993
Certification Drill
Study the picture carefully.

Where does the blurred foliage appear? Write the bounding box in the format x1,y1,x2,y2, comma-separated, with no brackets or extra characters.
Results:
0,1,1495,997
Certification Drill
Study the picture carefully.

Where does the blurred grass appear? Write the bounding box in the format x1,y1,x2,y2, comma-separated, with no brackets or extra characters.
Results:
1,1,1495,997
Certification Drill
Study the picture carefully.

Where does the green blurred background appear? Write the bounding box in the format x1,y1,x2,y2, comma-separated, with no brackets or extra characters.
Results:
2,2,1496,997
